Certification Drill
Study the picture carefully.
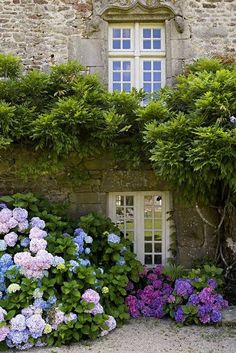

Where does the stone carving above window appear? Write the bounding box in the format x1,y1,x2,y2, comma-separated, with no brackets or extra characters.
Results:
99,0,184,33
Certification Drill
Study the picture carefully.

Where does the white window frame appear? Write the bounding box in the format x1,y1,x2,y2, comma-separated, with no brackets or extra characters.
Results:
108,191,171,266
108,23,166,93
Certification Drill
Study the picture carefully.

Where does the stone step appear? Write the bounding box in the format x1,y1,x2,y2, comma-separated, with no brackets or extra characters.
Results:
222,306,236,326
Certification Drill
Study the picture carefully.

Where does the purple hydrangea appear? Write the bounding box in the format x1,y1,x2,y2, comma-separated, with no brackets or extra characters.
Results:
10,314,26,331
174,307,185,323
0,326,10,342
174,279,193,297
26,314,46,339
30,217,45,230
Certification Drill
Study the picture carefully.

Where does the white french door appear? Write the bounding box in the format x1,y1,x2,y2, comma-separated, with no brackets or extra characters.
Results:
108,192,171,266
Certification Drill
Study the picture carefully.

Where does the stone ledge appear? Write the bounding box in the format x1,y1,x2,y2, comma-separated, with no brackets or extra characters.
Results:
222,306,236,326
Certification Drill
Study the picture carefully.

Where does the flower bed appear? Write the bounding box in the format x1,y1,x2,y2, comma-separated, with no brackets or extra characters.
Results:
0,194,229,351
0,196,142,351
126,265,228,325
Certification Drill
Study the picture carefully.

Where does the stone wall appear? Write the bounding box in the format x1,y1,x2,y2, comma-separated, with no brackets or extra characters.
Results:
0,149,219,266
0,0,235,76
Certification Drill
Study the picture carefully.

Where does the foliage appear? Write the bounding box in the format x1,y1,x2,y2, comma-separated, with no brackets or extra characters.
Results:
143,59,236,204
126,265,228,326
0,194,142,351
0,54,21,79
0,55,144,173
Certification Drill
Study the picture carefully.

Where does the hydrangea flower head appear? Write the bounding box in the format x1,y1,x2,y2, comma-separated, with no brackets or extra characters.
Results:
7,283,21,293
107,233,120,244
30,217,45,230
174,279,193,297
0,240,7,251
10,314,26,331
0,208,12,223
0,326,10,342
4,232,18,247
82,289,100,304
12,208,28,222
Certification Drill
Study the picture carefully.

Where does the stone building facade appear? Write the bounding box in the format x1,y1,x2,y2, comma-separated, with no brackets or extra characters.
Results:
0,0,235,267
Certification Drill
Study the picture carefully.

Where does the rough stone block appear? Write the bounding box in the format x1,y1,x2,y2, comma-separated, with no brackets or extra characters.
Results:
68,37,104,67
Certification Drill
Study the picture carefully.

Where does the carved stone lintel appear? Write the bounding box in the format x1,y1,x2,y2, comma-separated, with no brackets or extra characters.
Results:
99,0,185,33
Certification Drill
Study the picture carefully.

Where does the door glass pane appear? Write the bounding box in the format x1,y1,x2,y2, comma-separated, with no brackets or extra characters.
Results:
126,196,134,206
154,218,162,229
126,220,134,230
154,254,162,264
145,254,152,265
154,243,162,253
145,231,152,241
154,232,162,241
145,243,152,252
144,219,152,229
116,195,124,206
126,231,134,242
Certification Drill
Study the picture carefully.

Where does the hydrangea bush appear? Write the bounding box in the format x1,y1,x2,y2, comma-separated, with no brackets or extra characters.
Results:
0,195,142,351
126,265,228,325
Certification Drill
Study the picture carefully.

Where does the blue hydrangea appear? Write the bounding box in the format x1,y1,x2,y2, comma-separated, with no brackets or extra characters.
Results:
52,256,65,267
116,256,126,266
78,258,90,266
85,247,91,255
0,240,7,251
47,295,57,306
20,237,30,247
107,233,120,244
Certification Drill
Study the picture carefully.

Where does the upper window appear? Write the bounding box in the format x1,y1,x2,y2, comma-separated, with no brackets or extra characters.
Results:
108,23,166,95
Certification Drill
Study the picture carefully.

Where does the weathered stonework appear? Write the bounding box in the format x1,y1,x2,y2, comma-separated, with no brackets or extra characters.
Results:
0,0,235,75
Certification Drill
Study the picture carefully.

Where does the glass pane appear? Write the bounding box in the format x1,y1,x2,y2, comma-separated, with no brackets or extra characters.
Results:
113,72,121,82
153,83,161,91
126,196,134,206
144,72,151,81
154,254,162,264
113,40,121,49
123,29,130,38
113,83,121,91
154,210,162,219
145,231,152,241
144,219,152,229
153,40,161,49
153,29,161,38
154,195,162,206
127,231,134,242
123,61,131,70
153,61,161,70
113,29,121,38
144,207,152,218
145,243,152,252
118,223,124,232
154,243,162,253
145,255,153,265
113,61,121,70
143,40,151,49
153,72,161,81
123,40,130,49
154,232,162,241
143,29,151,38
116,206,124,216
116,195,124,206
123,83,131,92
154,218,162,229
126,220,134,230
123,72,131,81
126,207,134,218
144,83,152,93
143,61,151,70
144,196,153,205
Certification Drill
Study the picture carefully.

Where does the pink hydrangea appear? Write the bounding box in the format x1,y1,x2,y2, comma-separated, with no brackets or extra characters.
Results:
82,289,100,304
0,208,12,223
12,208,28,222
0,326,10,342
7,217,18,230
0,222,9,234
14,250,53,279
29,239,47,254
18,220,29,232
4,232,18,247
29,227,47,240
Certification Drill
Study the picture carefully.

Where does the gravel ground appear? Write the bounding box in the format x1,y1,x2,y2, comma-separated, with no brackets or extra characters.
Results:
11,318,236,353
